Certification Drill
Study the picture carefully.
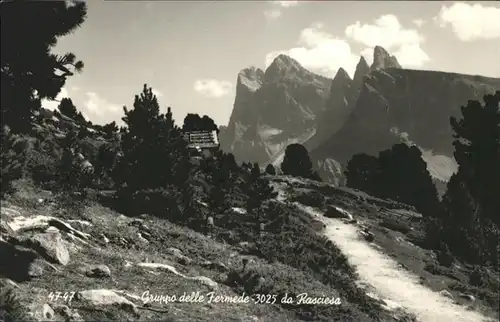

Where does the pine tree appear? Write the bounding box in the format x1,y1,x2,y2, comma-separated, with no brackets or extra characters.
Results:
58,130,81,191
281,143,321,181
102,121,119,139
182,113,219,133
265,164,276,175
251,162,261,180
346,143,440,217
94,142,119,188
58,98,78,119
1,1,87,133
118,85,187,190
246,177,278,233
438,91,500,265
379,144,441,217
448,91,500,226
0,126,25,197
180,182,200,225
345,153,379,192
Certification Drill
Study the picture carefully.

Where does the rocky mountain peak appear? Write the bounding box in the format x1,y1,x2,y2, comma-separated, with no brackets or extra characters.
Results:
353,56,370,85
371,45,401,70
333,67,351,83
264,54,308,82
237,67,265,92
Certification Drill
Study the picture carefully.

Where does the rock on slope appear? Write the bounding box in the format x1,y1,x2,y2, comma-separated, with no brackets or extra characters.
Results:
220,54,359,165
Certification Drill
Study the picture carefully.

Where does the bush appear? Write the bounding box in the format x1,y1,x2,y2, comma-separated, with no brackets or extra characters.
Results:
379,218,411,234
437,243,454,267
292,191,324,208
114,187,181,220
469,266,485,287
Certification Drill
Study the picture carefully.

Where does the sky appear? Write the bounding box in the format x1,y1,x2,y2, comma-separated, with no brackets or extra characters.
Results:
43,1,500,127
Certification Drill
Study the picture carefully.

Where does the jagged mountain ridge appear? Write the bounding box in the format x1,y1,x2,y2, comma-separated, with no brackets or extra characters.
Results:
220,53,369,165
221,45,500,186
310,68,500,183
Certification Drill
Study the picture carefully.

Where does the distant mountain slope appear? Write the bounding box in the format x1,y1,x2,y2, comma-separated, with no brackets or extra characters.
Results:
221,45,499,187
311,68,500,183
220,54,357,165
221,46,407,167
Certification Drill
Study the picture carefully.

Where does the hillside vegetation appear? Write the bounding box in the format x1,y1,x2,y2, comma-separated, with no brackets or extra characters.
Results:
1,2,499,322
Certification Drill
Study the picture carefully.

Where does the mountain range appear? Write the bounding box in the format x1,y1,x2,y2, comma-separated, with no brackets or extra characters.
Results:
219,45,500,187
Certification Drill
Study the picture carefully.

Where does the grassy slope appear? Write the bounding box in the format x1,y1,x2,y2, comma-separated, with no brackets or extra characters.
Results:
1,178,410,322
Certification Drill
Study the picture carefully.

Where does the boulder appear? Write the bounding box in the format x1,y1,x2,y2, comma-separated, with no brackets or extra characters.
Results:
324,206,353,220
439,289,454,299
27,232,70,265
166,247,192,265
85,264,111,278
310,220,326,231
190,276,218,290
199,261,228,272
137,233,150,244
360,228,375,242
458,293,476,302
75,289,137,314
0,277,19,289
27,303,55,321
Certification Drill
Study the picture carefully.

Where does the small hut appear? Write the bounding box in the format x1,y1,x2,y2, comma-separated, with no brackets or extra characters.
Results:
182,130,219,159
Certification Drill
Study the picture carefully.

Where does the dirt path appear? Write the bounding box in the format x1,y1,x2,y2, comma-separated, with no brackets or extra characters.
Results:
296,203,493,322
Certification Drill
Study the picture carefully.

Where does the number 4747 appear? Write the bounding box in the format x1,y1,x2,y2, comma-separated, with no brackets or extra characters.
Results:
48,292,76,303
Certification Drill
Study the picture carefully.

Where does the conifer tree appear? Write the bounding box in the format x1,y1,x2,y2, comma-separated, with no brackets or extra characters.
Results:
438,91,500,265
58,98,79,119
251,162,261,180
281,143,321,181
0,126,24,197
118,85,187,190
102,121,119,139
265,164,276,175
58,130,82,191
246,177,278,233
1,1,87,133
447,91,500,226
345,153,379,192
182,113,219,133
94,142,119,188
346,143,440,217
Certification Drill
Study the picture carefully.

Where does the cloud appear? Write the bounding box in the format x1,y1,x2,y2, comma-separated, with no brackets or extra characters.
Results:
41,88,123,125
360,47,374,66
82,91,123,124
264,0,300,20
436,3,500,41
264,23,360,78
412,18,426,28
193,79,232,98
345,14,430,68
41,88,69,111
345,15,423,50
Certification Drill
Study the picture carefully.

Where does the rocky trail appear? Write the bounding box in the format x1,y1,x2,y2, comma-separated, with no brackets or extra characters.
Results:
298,204,494,322
270,178,495,322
